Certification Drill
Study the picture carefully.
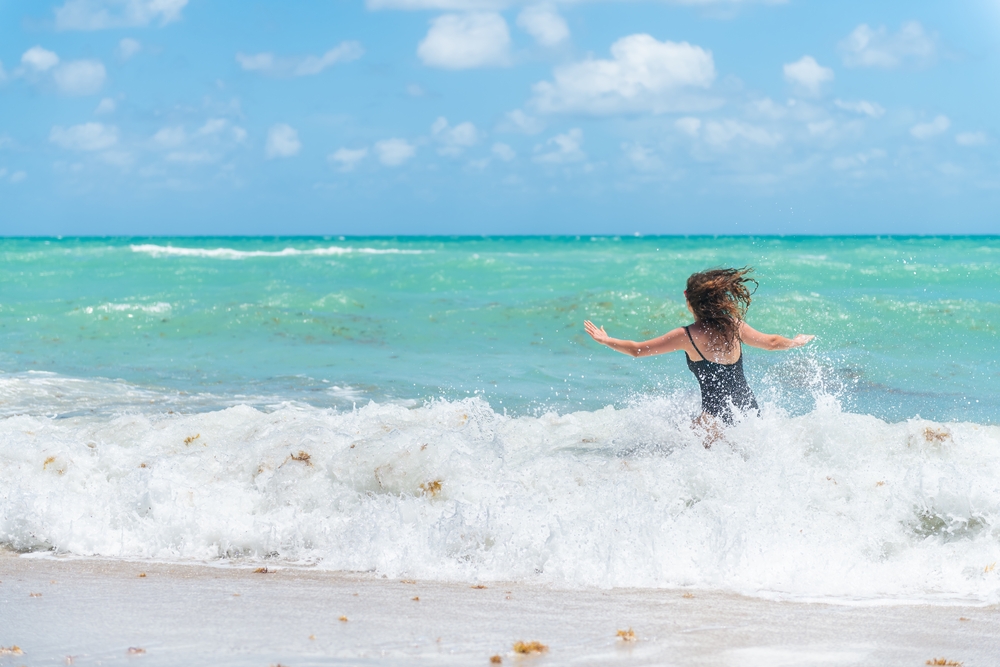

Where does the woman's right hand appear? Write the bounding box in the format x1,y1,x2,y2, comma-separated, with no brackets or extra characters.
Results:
584,320,610,345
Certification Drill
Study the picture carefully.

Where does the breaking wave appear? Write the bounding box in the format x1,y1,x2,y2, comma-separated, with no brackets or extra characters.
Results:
3,384,1000,604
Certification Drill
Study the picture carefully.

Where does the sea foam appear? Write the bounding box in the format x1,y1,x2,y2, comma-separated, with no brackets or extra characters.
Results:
2,390,1000,604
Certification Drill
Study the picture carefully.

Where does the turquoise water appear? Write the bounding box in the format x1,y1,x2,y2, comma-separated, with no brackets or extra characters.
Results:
1,236,997,422
4,236,1000,601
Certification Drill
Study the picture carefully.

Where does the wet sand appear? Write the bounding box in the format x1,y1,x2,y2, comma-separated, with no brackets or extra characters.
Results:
2,553,998,666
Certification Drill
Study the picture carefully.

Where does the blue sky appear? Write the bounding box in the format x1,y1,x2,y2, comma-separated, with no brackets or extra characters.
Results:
1,0,998,235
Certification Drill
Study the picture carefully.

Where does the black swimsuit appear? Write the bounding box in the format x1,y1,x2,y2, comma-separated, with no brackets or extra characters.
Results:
684,326,759,424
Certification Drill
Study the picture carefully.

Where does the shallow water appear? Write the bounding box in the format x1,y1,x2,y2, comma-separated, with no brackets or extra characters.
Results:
1,236,998,602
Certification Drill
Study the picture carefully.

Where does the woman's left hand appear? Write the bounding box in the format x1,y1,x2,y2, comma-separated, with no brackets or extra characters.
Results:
584,320,610,344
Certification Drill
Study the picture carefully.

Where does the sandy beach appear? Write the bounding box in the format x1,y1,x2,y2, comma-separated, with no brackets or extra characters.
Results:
2,552,997,667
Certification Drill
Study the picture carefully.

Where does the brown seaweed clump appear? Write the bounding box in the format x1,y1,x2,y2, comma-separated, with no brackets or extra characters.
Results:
513,641,548,655
616,628,636,642
923,427,951,443
489,655,502,664
0,646,24,656
470,584,488,589
184,434,200,445
420,480,442,497
253,567,273,574
290,451,313,466
339,615,349,622
126,647,146,655
926,660,962,666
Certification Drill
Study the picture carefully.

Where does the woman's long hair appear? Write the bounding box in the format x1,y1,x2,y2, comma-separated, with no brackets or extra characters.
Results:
685,267,758,347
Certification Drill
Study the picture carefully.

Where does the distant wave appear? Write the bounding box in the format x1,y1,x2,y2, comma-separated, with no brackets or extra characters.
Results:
77,302,172,315
130,244,426,259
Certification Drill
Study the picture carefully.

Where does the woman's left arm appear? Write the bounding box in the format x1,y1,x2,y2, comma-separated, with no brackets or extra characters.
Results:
740,322,814,350
584,321,687,357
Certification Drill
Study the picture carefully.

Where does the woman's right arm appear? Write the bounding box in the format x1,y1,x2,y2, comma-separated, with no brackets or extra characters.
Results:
584,320,687,357
739,322,814,351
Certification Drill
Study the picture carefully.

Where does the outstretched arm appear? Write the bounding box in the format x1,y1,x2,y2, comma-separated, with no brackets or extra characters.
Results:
584,320,687,358
739,322,814,351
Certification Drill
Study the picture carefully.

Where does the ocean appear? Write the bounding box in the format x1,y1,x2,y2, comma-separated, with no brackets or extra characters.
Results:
2,236,999,604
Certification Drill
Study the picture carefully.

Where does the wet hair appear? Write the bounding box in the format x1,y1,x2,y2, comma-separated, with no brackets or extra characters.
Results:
685,267,758,346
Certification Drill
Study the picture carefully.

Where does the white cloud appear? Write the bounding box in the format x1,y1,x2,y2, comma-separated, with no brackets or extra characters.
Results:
839,21,936,69
329,147,369,171
431,117,479,155
197,118,228,135
368,0,505,7
623,142,662,171
10,170,27,183
98,149,133,168
910,115,949,140
500,109,544,134
118,38,141,60
406,83,427,97
165,151,214,164
55,0,189,30
783,55,833,95
266,124,301,158
235,53,274,71
492,142,516,161
375,138,416,166
531,34,716,115
22,46,60,72
675,116,702,136
0,61,6,82
53,60,106,95
417,13,511,69
367,0,785,8
95,97,116,114
807,120,834,136
236,42,364,77
534,128,584,163
955,131,987,147
834,99,884,118
152,126,186,148
50,123,118,151
703,120,780,149
517,5,569,47
831,148,886,171
747,97,788,120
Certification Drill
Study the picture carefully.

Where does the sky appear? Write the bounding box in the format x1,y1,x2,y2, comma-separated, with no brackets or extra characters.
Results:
0,0,998,236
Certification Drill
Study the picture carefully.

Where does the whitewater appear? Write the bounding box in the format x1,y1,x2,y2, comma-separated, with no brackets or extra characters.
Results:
2,236,999,606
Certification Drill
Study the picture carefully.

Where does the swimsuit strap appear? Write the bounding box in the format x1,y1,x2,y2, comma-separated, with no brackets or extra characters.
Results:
684,326,706,361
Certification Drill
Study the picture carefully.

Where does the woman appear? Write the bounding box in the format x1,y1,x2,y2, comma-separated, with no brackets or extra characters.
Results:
584,267,814,426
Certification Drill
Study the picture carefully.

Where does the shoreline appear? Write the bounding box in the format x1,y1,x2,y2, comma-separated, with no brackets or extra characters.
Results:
3,554,998,666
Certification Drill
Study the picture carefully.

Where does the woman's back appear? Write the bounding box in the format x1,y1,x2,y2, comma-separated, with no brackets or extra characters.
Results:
683,322,742,364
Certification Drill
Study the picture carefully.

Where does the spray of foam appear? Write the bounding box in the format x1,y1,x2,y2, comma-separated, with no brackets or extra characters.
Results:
2,395,1000,603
